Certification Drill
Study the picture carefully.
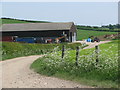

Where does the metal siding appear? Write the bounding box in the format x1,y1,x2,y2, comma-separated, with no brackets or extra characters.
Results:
1,22,73,32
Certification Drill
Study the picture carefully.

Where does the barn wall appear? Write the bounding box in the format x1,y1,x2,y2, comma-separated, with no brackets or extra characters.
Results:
1,30,70,43
70,23,77,34
2,30,69,37
69,24,77,42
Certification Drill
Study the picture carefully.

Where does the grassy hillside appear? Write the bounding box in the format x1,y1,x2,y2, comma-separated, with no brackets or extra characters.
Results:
1,42,83,60
31,40,118,88
1,18,30,24
77,29,118,40
0,18,50,24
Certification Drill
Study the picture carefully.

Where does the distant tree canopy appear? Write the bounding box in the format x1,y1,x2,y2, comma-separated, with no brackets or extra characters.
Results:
102,24,120,29
109,24,114,30
77,24,120,32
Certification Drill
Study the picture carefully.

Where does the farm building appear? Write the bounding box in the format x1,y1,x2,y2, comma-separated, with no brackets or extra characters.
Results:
0,22,77,43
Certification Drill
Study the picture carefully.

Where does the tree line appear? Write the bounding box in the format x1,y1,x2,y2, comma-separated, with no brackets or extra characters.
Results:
77,24,120,32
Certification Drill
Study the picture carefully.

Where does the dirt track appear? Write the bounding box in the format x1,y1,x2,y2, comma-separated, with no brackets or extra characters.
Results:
83,41,111,49
75,41,111,49
1,41,110,88
1,55,90,88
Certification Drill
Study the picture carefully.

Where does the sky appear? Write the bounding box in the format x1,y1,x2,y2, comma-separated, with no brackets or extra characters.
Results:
1,2,118,26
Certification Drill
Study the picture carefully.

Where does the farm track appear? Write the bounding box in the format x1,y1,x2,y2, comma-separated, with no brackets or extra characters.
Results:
84,41,111,49
1,55,90,88
0,41,110,88
76,41,111,49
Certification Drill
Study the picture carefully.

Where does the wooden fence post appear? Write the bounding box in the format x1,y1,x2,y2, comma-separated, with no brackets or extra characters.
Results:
41,50,43,54
95,45,99,64
62,45,65,59
76,46,80,66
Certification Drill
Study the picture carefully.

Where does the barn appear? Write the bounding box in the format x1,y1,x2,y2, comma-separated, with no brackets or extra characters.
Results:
0,22,77,43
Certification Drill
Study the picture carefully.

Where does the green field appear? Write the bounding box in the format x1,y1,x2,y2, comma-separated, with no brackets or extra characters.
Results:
0,18,30,24
1,42,83,60
0,18,49,24
31,40,119,88
77,29,117,40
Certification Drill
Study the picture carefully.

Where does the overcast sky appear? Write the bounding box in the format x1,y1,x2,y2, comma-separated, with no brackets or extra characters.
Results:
1,2,118,26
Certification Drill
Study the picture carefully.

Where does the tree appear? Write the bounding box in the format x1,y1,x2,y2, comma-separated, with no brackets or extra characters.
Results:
116,24,120,29
109,24,114,30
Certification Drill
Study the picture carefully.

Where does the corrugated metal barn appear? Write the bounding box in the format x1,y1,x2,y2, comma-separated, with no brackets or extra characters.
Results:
0,22,77,43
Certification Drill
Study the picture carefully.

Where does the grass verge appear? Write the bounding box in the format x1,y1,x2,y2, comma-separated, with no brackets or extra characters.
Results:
31,40,119,88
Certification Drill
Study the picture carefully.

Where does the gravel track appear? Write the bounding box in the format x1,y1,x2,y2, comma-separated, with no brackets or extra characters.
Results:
75,41,111,49
83,41,111,49
1,55,90,88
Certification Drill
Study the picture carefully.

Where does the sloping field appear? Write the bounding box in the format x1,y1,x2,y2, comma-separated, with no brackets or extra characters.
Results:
0,18,49,24
77,29,117,40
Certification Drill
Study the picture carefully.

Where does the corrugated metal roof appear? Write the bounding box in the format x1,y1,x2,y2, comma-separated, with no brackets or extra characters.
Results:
1,22,74,32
